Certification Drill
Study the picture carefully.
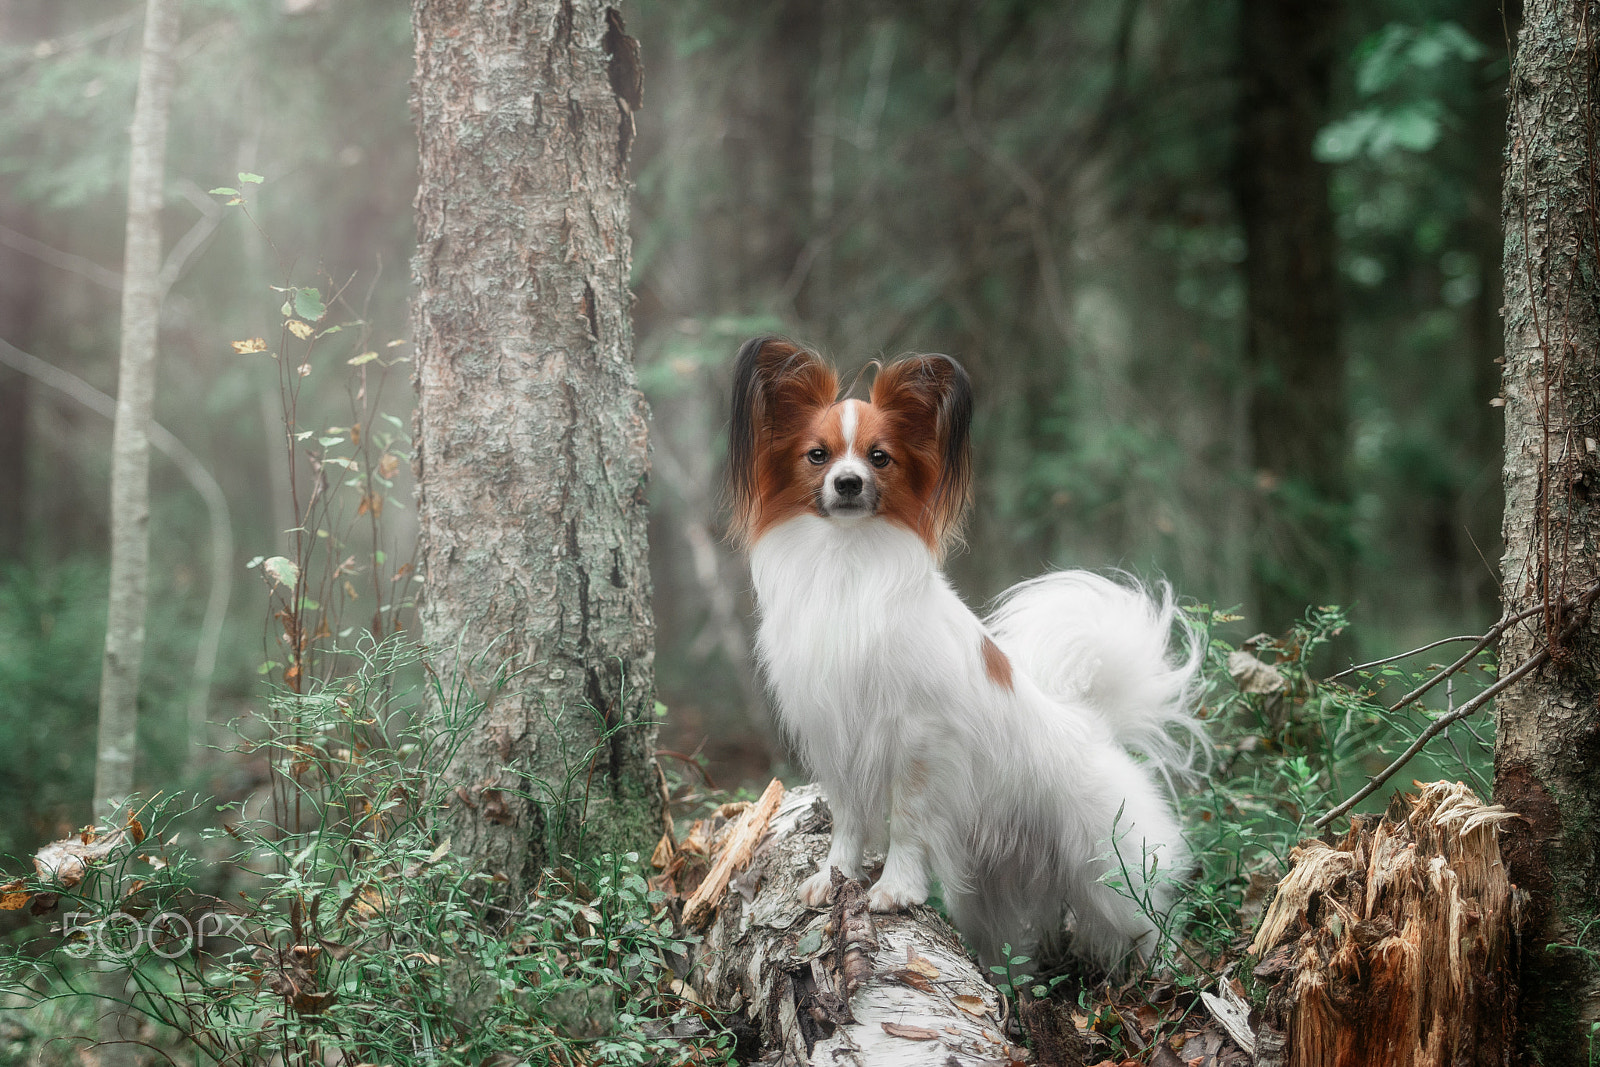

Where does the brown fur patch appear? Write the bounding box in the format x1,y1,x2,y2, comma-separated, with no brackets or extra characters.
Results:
728,340,840,546
867,355,972,555
980,635,1013,691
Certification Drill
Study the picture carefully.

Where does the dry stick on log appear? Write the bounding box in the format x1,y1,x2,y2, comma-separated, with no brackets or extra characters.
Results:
682,776,785,928
688,785,1027,1066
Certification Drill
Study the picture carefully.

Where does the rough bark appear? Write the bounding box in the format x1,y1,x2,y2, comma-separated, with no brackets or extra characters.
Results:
1249,783,1522,1067
1494,1,1600,1060
1233,0,1348,632
681,785,1028,1066
411,0,658,896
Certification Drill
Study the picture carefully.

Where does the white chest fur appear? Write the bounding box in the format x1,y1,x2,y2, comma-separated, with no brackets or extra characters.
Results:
747,517,978,778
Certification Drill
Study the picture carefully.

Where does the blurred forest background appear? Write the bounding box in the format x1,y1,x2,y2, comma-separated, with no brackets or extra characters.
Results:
0,0,1510,859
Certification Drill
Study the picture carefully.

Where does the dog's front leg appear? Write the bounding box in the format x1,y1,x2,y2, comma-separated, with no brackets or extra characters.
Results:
867,775,932,912
799,802,867,907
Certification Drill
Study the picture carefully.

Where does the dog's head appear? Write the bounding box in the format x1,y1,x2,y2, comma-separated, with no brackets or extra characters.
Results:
727,337,972,556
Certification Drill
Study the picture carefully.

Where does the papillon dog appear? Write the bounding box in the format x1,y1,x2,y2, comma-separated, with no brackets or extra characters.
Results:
727,337,1204,969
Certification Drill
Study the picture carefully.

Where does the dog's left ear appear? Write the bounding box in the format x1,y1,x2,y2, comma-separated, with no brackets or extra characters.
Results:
870,353,974,551
727,336,839,547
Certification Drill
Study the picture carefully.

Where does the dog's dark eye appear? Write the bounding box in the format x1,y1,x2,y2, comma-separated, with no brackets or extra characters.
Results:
806,448,829,465
868,449,891,468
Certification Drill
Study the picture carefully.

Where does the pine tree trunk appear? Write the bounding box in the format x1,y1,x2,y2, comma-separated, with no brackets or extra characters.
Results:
411,0,658,897
1233,0,1348,632
1494,2,1600,1061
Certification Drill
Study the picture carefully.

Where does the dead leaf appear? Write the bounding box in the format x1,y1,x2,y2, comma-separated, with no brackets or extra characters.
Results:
0,880,29,910
883,968,934,993
952,994,988,1016
881,1022,939,1040
905,946,941,979
33,828,126,887
231,337,268,354
286,319,314,340
378,453,400,480
1228,650,1286,694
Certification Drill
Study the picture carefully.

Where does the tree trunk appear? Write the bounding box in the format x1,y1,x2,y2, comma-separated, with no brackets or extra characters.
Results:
1494,1,1600,1060
1233,0,1347,632
95,0,180,824
411,0,658,896
94,1,182,1063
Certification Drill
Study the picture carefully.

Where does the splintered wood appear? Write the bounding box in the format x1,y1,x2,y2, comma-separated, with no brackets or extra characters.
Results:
686,784,1027,1066
1250,782,1522,1067
682,776,785,928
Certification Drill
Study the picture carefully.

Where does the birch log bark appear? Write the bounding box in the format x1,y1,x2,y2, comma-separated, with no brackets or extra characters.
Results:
411,0,658,898
1494,1,1600,1060
93,0,182,1063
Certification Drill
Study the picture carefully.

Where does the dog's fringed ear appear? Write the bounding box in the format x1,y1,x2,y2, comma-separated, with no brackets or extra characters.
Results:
870,353,974,552
728,337,839,547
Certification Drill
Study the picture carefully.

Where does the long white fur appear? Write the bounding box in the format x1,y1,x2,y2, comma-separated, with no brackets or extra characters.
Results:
749,515,1202,970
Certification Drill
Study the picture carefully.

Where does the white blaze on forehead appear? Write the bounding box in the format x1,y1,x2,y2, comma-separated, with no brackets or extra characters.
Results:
840,399,860,454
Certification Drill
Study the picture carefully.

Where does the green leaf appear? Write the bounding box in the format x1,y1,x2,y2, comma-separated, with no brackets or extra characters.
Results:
238,172,265,184
294,288,326,322
795,929,822,955
262,556,300,588
348,351,380,366
209,186,239,196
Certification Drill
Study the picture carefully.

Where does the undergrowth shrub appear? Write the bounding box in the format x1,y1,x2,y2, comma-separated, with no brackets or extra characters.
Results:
1175,603,1495,967
1,637,732,1065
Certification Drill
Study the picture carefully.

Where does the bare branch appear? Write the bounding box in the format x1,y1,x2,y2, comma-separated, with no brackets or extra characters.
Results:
0,334,232,781
0,222,123,292
1316,649,1550,829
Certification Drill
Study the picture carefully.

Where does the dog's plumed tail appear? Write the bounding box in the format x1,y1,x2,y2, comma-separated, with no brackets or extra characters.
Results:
985,571,1206,783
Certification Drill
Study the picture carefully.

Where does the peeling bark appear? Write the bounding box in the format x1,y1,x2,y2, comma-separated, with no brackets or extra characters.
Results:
686,785,1029,1066
1494,1,1600,1060
410,0,658,895
1250,783,1522,1067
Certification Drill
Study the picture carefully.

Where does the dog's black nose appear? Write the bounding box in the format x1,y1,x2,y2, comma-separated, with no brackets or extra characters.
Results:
834,473,863,497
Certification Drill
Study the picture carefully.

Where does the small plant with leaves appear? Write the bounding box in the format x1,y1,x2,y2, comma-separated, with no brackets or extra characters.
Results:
1,638,734,1066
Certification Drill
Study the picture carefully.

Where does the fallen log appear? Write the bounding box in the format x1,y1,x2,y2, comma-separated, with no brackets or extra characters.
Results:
1249,781,1523,1067
681,783,1029,1066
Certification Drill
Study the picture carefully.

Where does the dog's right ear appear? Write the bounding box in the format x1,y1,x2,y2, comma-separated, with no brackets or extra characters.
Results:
728,337,838,548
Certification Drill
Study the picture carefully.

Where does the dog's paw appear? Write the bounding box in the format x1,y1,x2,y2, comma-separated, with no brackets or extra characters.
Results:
866,879,926,913
798,868,838,908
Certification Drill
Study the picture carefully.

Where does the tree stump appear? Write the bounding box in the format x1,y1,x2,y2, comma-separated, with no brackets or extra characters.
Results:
1249,782,1523,1067
675,784,1028,1066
